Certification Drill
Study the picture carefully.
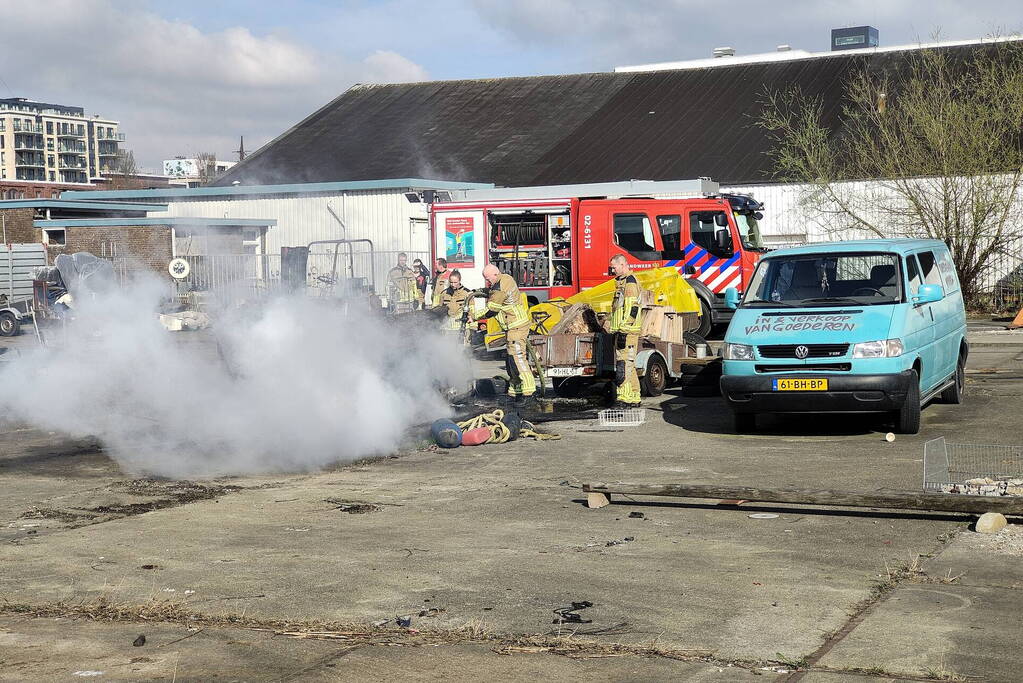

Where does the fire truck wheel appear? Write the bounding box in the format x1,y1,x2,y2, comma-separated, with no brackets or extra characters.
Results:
0,312,20,337
641,355,668,397
694,298,713,338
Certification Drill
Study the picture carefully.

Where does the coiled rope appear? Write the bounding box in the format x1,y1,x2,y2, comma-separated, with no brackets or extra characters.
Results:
457,409,560,444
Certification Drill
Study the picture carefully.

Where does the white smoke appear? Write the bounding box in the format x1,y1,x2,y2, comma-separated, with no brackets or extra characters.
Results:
0,275,471,478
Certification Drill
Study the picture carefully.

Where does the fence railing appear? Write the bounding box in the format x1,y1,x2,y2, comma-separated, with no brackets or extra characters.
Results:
104,250,432,305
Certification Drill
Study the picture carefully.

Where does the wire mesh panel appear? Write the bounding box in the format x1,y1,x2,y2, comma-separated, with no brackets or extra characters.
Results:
923,437,1023,493
597,408,646,427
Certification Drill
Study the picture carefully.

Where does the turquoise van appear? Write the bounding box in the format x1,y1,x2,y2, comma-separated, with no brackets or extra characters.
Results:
719,239,967,434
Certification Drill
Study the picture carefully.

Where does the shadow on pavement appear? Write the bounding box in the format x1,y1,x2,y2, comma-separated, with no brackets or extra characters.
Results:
569,497,972,523
655,389,893,437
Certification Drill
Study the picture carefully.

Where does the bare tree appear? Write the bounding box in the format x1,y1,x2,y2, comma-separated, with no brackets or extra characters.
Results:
758,40,1023,305
111,148,139,177
193,151,218,185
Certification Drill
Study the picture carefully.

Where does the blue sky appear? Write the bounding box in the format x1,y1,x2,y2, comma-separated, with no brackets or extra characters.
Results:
2,0,1019,172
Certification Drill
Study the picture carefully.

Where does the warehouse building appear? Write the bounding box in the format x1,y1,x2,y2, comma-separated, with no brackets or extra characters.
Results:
63,179,492,290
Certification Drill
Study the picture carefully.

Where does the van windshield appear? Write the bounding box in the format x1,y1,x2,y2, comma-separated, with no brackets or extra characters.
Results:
742,252,903,307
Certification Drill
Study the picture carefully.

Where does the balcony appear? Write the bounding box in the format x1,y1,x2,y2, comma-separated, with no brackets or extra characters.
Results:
96,131,125,141
58,160,87,169
59,170,87,183
57,129,85,138
58,143,86,154
15,156,45,168
12,122,44,134
13,139,44,151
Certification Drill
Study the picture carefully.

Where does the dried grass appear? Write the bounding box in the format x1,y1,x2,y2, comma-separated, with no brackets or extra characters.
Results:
0,596,719,664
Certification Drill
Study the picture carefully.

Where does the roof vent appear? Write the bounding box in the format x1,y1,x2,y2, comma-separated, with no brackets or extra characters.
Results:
712,46,735,58
776,44,792,52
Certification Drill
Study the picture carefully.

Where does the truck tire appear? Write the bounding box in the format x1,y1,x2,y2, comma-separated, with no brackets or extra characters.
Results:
940,356,965,404
0,311,19,337
694,298,713,338
895,371,921,434
641,355,668,397
734,412,756,433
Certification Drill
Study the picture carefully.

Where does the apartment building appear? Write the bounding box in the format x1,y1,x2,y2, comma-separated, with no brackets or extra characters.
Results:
0,97,123,191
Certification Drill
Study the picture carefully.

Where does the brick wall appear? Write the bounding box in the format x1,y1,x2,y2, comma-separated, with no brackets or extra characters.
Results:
59,225,173,275
0,207,42,243
0,180,82,200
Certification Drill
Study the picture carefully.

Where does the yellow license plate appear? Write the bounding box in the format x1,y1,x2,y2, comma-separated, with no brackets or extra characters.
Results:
773,378,828,391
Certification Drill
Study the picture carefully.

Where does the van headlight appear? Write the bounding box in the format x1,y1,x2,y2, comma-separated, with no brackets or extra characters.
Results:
852,339,904,358
723,342,754,360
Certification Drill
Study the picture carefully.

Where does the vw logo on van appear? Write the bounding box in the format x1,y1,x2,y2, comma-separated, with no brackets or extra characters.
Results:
794,345,810,359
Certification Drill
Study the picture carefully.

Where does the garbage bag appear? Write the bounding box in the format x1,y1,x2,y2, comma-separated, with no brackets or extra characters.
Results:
55,252,115,295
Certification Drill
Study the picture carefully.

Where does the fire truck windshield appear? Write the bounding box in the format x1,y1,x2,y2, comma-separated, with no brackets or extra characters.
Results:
734,213,766,251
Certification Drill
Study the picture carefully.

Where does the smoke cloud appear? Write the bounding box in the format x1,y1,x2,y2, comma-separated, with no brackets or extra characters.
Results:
0,275,471,478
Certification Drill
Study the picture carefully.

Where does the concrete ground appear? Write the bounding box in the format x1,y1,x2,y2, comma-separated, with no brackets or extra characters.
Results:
1,321,1022,681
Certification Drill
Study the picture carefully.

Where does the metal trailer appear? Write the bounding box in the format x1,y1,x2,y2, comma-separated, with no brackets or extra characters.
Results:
534,330,720,398
0,243,48,336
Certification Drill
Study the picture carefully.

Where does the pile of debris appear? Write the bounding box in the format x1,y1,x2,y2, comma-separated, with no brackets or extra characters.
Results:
941,478,1023,497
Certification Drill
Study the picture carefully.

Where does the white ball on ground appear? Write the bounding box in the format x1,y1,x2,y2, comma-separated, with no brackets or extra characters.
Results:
976,512,1008,534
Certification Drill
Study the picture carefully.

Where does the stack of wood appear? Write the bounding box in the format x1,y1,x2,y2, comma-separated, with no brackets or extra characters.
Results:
547,299,697,345
640,306,697,343
548,304,607,335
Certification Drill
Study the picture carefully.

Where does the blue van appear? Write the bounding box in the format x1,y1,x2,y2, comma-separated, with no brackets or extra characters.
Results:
719,239,967,434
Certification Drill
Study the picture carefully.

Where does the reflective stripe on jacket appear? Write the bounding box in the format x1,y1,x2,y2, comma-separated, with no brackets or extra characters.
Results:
610,274,643,333
487,273,530,330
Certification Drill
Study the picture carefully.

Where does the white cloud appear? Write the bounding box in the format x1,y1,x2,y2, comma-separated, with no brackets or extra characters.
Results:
469,0,1023,68
0,0,429,172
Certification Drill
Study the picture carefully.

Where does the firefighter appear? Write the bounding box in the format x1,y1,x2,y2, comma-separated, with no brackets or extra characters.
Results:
481,264,536,403
431,257,452,308
386,252,418,312
609,254,643,407
440,269,470,331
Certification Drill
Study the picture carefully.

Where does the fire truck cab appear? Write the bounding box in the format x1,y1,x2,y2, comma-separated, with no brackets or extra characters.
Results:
429,179,768,336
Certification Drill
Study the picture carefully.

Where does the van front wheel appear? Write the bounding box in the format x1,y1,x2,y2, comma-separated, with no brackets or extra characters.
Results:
894,371,921,434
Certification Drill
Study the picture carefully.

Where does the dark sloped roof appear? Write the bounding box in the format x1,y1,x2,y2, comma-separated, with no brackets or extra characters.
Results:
214,44,991,188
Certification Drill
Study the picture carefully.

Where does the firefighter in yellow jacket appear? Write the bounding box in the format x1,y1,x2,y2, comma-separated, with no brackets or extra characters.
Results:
609,254,643,407
439,269,470,333
386,252,418,312
482,264,536,403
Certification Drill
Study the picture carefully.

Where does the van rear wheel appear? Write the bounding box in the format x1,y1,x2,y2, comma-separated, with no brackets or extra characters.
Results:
940,357,965,404
894,371,921,434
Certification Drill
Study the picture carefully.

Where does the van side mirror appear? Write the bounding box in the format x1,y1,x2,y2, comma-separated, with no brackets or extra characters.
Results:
724,287,740,310
914,283,944,304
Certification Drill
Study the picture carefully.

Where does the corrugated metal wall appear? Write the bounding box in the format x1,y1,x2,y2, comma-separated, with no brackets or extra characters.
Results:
150,189,431,256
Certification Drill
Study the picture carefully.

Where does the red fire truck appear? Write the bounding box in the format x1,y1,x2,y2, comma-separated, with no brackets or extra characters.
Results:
429,179,768,335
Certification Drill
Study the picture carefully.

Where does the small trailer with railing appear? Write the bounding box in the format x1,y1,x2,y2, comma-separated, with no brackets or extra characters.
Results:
0,243,48,336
